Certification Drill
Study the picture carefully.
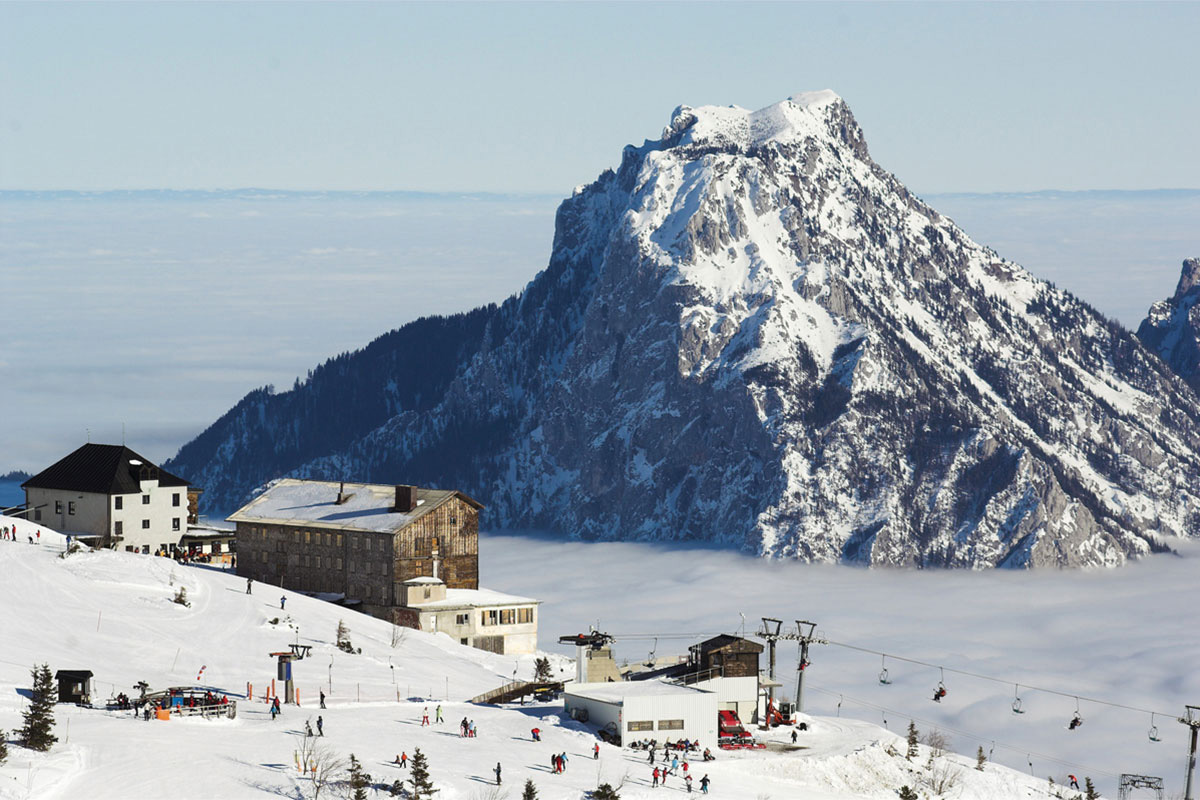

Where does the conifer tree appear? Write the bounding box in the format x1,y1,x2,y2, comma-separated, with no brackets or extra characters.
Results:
898,787,918,800
18,664,57,752
407,747,437,800
0,729,8,763
906,720,919,761
1085,777,1099,800
347,754,371,800
591,784,621,800
534,657,553,682
976,745,987,771
521,777,539,800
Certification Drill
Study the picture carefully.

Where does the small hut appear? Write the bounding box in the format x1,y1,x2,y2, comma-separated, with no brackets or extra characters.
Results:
55,670,94,705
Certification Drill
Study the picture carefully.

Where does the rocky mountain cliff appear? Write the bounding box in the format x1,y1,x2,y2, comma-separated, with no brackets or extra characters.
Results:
1137,258,1200,393
168,92,1200,567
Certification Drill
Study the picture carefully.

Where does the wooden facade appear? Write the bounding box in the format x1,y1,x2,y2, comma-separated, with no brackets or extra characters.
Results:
690,635,763,679
231,482,481,622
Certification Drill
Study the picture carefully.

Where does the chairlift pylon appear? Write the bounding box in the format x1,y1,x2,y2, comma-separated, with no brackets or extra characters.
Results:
1012,684,1024,715
878,655,891,685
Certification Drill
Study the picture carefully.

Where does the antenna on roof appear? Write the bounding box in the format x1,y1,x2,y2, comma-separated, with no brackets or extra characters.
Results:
122,422,126,445
86,428,90,443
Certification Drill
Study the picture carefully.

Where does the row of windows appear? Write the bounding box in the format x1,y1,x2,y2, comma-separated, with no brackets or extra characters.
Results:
627,720,684,732
247,526,346,548
112,518,181,535
112,493,181,510
480,607,535,626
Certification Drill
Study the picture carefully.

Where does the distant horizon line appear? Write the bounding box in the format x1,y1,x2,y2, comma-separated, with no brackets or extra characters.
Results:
2,187,1200,200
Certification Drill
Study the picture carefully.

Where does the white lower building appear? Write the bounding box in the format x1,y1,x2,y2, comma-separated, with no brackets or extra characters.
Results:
688,675,758,724
564,680,718,747
398,577,539,655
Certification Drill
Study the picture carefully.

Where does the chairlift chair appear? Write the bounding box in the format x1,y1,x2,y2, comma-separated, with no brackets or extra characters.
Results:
1012,684,1025,715
1148,713,1161,742
878,655,891,685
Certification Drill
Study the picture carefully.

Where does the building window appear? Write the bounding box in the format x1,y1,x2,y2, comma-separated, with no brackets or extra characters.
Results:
455,613,469,625
482,610,498,626
141,545,149,554
125,545,134,552
172,493,180,506
34,508,41,521
55,501,63,514
518,607,534,624
325,533,331,546
335,558,343,570
628,721,654,732
114,521,123,536
115,496,123,510
69,501,77,515
460,638,469,645
304,531,311,544
499,609,515,625
141,519,150,529
172,518,180,532
142,495,150,505
261,552,268,563
658,720,684,731
365,538,372,552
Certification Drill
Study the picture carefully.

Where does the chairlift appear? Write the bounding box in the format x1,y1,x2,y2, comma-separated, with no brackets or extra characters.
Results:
644,637,658,669
836,694,843,717
878,655,891,685
1149,712,1161,743
932,667,946,703
1011,684,1024,715
1068,696,1083,730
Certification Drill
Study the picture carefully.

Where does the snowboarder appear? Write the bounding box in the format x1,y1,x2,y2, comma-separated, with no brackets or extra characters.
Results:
319,690,325,709
421,707,430,726
531,727,540,741
1069,775,1079,789
593,742,600,760
652,767,660,787
494,762,502,786
280,596,286,610
316,715,324,736
246,578,252,594
435,704,443,723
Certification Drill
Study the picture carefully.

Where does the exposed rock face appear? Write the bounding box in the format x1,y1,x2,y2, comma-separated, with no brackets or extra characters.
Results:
1137,258,1200,393
168,93,1200,567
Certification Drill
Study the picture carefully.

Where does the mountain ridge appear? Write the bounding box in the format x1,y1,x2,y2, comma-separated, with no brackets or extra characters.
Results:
168,94,1200,567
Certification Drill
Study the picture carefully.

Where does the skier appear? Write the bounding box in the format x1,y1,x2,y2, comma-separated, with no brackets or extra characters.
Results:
421,707,430,726
551,753,559,773
531,727,540,741
469,719,477,737
648,749,655,764
460,717,469,737
652,767,660,788
280,596,286,610
305,720,313,736
272,696,281,717
316,715,324,736
671,755,679,775
319,690,326,709
1069,714,1083,730
933,685,947,703
700,774,711,794
435,704,443,723
1069,775,1079,789
246,578,253,594
559,752,568,772
593,742,600,760
685,773,694,793
494,762,502,786
791,729,798,744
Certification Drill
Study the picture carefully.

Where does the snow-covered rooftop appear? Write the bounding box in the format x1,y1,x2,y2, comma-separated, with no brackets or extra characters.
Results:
565,679,712,703
408,587,538,610
227,478,481,533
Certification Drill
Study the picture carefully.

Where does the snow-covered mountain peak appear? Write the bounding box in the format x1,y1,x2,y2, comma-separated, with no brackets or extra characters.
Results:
663,91,850,154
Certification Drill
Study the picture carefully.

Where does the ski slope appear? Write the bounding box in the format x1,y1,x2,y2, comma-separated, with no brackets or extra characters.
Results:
0,514,1087,799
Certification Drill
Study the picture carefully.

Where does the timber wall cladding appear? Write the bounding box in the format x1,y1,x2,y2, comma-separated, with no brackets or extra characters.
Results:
392,496,479,589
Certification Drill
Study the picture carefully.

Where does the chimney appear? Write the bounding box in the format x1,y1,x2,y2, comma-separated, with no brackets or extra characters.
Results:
394,484,418,513
432,548,440,580
336,481,349,505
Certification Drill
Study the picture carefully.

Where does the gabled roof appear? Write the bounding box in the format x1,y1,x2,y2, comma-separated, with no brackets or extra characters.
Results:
692,634,764,655
227,479,483,534
22,444,188,495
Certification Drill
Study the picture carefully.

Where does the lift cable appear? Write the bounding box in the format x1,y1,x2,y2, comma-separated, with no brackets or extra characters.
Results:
806,685,1122,780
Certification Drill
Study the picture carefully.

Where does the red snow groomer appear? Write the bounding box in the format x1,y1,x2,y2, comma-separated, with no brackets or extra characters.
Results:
717,710,764,749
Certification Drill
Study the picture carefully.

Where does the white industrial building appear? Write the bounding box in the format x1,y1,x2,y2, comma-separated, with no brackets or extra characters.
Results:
397,576,539,655
564,680,718,746
21,443,193,554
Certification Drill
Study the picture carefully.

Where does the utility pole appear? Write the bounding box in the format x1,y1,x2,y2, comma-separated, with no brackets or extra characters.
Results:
794,620,825,714
1181,705,1200,800
756,618,784,704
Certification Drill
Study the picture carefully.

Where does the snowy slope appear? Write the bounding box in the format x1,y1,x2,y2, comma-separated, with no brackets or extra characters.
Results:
167,93,1200,567
0,517,1091,799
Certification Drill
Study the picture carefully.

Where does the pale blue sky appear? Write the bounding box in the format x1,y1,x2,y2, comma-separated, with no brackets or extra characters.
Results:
2,2,1198,194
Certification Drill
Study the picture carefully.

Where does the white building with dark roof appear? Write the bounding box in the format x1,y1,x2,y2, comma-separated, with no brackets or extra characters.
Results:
564,679,718,747
21,443,192,553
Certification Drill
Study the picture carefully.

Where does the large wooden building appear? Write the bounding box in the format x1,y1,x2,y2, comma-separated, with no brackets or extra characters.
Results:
228,479,482,619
